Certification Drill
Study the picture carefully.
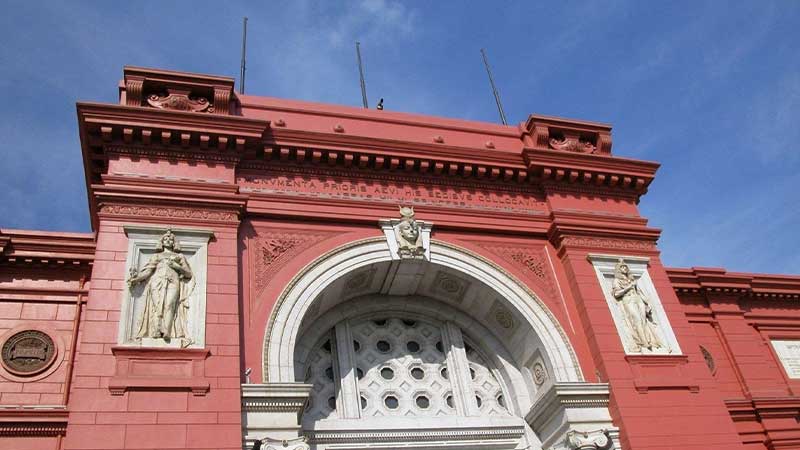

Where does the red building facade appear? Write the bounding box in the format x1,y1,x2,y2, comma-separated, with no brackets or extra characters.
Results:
0,67,798,450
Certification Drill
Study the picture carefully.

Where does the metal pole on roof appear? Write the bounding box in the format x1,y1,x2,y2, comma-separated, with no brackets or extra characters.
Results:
480,48,508,125
356,42,369,108
240,17,248,94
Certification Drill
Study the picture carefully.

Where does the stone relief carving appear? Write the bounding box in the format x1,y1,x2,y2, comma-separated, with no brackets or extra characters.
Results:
549,136,597,154
588,255,681,355
147,88,214,113
610,259,665,353
252,231,338,299
1,330,56,376
473,243,557,300
120,226,212,349
395,206,424,259
429,270,470,303
257,436,310,450
565,429,613,450
127,229,195,346
533,362,547,386
379,206,432,261
488,300,516,331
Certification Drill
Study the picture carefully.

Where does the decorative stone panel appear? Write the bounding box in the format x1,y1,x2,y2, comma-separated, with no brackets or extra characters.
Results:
118,225,213,349
588,254,681,355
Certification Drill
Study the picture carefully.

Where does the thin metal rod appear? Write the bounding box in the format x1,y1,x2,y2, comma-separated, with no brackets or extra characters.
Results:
356,42,369,108
480,48,508,125
240,17,248,95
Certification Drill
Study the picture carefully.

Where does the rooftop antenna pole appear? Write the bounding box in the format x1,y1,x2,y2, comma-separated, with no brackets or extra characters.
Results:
480,48,508,125
356,42,369,108
239,17,248,95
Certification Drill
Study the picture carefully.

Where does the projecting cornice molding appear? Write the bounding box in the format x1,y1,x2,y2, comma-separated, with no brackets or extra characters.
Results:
0,229,95,268
524,114,613,155
524,148,659,198
667,267,800,299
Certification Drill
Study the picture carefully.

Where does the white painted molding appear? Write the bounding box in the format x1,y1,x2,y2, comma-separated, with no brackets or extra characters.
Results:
526,383,620,450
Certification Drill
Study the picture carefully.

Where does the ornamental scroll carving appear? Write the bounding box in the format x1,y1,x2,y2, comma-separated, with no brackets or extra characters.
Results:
565,429,613,450
252,230,338,299
560,236,654,252
100,205,238,222
474,243,557,298
147,88,214,113
257,436,310,450
549,136,597,154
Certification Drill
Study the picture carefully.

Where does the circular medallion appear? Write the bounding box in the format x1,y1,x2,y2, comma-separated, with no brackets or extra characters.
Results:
533,362,547,386
1,330,56,376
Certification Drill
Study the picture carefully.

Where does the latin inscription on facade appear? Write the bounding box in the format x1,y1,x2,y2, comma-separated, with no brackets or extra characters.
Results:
238,172,547,215
771,340,800,379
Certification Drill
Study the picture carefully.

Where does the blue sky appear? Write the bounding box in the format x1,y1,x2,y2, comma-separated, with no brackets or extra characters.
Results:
1,1,798,275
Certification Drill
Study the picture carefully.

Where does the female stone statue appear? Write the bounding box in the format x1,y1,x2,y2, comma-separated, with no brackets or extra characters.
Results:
127,229,194,345
611,259,664,352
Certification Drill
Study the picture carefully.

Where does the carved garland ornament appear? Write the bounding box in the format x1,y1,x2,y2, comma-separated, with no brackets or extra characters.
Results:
561,236,654,251
549,136,597,154
565,429,613,450
100,205,238,222
147,89,214,113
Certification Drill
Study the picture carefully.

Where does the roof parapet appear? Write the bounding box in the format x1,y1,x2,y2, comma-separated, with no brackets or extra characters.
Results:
120,66,237,116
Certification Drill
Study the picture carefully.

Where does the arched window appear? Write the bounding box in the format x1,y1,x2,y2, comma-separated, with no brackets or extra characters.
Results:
300,311,512,429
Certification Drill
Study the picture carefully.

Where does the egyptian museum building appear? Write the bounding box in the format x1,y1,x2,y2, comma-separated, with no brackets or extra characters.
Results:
1,66,800,450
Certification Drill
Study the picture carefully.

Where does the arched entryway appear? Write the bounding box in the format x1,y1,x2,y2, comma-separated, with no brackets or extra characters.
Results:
244,238,618,450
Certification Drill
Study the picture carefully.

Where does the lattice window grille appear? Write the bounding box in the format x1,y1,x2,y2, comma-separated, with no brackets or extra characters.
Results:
302,315,511,422
302,332,339,426
465,338,511,417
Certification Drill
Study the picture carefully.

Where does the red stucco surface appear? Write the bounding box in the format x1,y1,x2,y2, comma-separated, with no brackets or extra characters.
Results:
1,67,799,449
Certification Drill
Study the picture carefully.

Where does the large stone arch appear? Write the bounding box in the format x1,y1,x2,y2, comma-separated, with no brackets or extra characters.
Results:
262,237,583,384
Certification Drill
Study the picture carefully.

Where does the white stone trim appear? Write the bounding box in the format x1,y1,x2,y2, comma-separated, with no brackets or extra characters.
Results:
525,383,620,450
264,238,582,385
119,225,213,348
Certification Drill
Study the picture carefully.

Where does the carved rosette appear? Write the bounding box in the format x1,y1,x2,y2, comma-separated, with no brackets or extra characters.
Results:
147,88,214,113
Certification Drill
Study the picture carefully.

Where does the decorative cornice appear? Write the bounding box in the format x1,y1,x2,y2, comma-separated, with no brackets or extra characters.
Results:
0,407,68,437
0,229,95,268
667,267,800,299
307,426,525,444
526,383,611,429
241,383,313,413
524,148,659,198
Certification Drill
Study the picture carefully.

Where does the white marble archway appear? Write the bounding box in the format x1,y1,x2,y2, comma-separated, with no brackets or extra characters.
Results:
262,237,583,385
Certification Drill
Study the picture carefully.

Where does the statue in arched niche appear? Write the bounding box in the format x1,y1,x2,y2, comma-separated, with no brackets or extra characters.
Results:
611,259,665,352
127,229,195,347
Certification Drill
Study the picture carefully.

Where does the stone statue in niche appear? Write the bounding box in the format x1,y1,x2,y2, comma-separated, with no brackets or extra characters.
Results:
611,259,664,352
393,206,424,259
127,229,195,347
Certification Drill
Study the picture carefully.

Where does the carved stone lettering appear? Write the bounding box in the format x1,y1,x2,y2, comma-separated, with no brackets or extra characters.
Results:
238,172,547,216
1,330,56,375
